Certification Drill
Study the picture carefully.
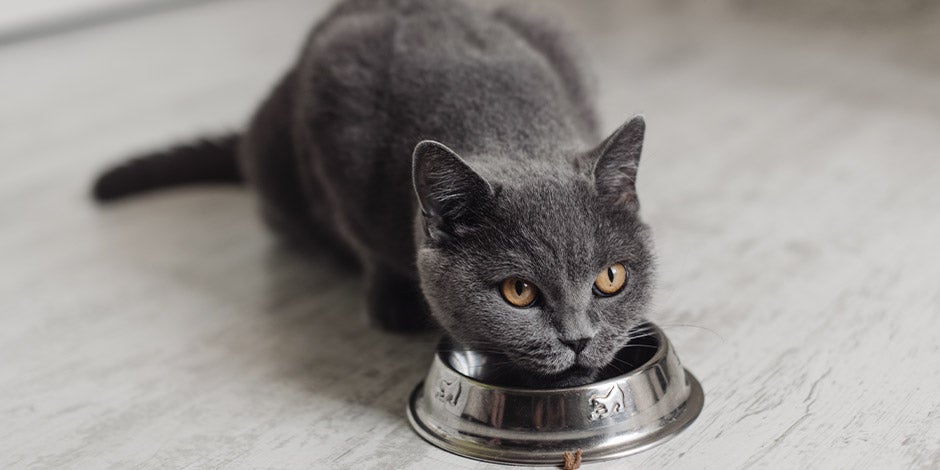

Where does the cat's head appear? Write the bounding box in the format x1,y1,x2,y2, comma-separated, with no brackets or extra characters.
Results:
413,116,654,386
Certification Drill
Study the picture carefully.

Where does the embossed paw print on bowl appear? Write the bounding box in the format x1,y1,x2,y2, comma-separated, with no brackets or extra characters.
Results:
406,323,704,465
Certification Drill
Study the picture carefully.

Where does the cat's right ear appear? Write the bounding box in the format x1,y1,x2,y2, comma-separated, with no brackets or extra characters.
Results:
584,115,646,212
412,140,493,243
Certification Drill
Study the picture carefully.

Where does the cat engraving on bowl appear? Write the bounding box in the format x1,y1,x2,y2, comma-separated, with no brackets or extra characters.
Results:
435,378,462,407
589,384,627,420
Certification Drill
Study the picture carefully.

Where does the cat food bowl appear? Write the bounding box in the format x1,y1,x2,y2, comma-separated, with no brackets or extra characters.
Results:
406,323,703,465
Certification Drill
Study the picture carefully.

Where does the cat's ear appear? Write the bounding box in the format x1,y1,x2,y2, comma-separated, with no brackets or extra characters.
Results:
412,140,493,243
588,115,645,212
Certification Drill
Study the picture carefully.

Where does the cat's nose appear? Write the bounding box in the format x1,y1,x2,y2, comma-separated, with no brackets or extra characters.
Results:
561,337,591,354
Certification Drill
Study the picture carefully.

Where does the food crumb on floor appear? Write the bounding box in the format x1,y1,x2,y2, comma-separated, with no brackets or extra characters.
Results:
562,449,582,470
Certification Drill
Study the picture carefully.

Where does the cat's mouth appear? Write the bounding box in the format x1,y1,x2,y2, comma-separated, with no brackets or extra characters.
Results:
445,339,626,388
512,348,615,379
530,365,599,388
446,335,624,387
517,346,635,387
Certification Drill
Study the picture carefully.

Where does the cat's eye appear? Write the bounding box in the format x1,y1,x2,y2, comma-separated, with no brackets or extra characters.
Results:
594,262,627,296
500,277,538,308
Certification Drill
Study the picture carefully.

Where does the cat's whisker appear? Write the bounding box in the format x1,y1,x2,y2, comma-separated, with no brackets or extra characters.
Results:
657,323,725,341
624,332,658,342
606,362,627,375
608,357,636,370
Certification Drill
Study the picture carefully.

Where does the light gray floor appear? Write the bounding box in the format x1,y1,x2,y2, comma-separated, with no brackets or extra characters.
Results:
2,1,939,468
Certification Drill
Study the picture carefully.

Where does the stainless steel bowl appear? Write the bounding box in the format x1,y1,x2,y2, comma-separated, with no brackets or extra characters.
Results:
406,323,703,465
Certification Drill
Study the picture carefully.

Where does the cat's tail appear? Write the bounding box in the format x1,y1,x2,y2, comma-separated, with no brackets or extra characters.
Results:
91,134,243,202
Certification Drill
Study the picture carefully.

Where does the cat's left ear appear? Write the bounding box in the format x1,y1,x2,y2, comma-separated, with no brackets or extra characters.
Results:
413,140,493,243
586,115,646,212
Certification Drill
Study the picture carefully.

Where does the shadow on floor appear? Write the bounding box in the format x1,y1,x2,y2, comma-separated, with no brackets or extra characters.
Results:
95,189,441,419
256,238,441,419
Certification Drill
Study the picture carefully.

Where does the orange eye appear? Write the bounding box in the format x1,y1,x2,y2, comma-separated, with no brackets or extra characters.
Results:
594,263,627,295
500,277,538,308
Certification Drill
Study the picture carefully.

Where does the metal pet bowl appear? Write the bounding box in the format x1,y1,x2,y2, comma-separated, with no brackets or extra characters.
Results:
406,323,703,465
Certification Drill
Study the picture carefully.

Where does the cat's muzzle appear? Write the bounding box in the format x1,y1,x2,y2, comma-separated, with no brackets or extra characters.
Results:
406,322,704,465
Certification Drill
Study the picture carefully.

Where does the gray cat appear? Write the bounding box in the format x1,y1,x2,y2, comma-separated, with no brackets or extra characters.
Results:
92,0,655,388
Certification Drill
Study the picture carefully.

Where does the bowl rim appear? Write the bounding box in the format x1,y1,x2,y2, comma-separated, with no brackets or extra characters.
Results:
434,322,668,394
406,367,704,465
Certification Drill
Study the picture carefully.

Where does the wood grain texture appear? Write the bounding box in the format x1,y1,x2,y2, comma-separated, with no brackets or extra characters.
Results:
2,1,938,468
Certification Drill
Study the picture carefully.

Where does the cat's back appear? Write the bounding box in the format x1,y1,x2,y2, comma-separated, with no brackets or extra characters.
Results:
306,0,537,86
305,0,503,69
300,0,595,153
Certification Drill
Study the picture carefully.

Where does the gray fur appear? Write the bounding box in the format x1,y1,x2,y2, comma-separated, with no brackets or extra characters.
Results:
240,0,655,387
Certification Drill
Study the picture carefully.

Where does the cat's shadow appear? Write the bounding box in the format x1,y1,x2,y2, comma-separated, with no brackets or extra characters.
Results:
255,239,440,418
99,190,439,419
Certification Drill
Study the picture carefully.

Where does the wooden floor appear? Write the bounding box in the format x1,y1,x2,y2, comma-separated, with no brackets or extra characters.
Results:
2,1,939,468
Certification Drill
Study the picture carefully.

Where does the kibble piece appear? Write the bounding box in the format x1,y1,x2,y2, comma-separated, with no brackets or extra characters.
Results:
562,449,582,470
